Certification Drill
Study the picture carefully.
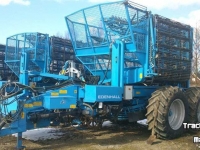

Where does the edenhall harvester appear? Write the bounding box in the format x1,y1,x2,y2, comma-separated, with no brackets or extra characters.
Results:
0,1,198,149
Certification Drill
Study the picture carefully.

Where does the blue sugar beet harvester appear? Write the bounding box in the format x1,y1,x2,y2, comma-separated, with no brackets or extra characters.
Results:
0,1,197,149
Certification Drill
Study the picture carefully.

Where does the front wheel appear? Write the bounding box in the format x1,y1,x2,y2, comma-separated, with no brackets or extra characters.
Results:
146,86,188,139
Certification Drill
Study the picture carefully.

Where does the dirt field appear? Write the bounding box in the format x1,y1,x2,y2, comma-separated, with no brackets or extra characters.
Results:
0,123,199,150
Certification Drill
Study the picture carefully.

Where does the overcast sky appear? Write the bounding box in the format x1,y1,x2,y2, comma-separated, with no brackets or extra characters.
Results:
0,0,200,44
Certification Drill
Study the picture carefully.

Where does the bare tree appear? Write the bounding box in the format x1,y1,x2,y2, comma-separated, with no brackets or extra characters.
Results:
192,21,200,86
55,32,64,38
64,31,70,39
53,31,71,40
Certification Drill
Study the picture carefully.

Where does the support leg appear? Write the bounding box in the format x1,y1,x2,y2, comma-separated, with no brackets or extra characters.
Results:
16,132,25,150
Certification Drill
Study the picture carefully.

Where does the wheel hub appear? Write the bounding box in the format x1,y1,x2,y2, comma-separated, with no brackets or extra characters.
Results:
168,99,185,130
168,110,172,117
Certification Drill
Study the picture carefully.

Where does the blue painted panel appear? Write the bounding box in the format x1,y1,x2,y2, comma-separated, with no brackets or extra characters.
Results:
43,85,78,109
124,68,143,84
132,86,158,98
43,96,76,109
84,85,122,103
78,87,85,99
44,85,78,97
0,127,25,137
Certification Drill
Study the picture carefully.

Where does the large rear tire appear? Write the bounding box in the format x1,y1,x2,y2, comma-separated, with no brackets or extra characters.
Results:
146,86,189,139
185,87,200,124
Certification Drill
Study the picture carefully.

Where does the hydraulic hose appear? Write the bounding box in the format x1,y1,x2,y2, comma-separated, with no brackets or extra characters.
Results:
82,103,94,116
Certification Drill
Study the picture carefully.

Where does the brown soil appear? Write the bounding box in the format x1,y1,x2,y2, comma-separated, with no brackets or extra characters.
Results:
0,123,199,150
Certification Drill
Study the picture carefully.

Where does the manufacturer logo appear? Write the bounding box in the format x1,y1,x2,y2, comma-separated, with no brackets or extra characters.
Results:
98,95,120,99
60,100,66,104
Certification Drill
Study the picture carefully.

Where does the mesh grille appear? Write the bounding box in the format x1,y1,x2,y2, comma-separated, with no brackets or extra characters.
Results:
5,33,48,76
154,15,192,81
66,1,148,77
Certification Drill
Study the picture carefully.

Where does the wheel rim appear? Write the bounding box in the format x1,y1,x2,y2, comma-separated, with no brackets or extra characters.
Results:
168,99,185,130
197,102,200,122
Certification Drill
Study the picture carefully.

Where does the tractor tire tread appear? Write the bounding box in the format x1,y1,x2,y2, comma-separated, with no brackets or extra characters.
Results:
146,86,188,139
